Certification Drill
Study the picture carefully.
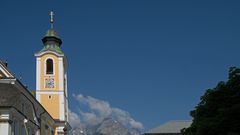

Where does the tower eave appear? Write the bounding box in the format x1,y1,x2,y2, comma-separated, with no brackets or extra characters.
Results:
34,50,65,57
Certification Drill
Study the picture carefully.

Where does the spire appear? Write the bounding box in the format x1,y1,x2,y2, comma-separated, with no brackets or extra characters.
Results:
36,11,64,55
42,11,62,46
50,11,54,28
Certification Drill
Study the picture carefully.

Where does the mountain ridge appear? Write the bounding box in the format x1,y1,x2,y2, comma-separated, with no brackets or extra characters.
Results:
72,117,141,135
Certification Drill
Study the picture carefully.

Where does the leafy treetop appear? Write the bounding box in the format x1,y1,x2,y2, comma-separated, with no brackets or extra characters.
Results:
182,67,240,135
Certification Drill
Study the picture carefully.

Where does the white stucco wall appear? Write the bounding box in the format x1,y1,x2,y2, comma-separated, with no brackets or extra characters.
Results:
0,122,10,135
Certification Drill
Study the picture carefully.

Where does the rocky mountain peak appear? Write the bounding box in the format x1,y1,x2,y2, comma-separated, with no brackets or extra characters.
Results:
71,117,140,135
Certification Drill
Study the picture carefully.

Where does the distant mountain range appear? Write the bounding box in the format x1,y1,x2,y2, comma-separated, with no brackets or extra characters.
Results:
71,118,141,135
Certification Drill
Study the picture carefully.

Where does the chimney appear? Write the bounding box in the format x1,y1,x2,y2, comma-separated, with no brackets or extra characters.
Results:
3,60,8,67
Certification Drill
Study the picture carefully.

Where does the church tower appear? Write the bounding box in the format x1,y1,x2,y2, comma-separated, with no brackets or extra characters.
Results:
35,11,70,134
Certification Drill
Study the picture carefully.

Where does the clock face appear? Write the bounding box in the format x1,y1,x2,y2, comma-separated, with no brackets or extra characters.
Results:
45,78,54,88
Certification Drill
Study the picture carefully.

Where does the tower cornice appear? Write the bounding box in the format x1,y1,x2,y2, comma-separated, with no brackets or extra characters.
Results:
34,51,64,57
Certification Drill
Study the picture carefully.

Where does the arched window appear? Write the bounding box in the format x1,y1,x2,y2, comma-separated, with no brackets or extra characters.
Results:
46,59,53,74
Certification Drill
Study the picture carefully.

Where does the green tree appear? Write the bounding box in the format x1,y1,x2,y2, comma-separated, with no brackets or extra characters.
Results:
182,67,240,135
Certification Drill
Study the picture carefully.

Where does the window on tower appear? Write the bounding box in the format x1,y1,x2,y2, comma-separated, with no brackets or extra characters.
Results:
46,59,53,74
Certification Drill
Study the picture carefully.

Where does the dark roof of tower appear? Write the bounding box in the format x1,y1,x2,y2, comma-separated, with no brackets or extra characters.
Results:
36,28,64,55
44,28,60,38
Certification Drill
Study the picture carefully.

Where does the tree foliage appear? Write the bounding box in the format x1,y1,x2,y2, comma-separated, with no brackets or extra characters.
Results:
182,67,240,135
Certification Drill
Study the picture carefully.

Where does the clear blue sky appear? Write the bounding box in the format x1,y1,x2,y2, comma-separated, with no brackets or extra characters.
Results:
1,0,240,131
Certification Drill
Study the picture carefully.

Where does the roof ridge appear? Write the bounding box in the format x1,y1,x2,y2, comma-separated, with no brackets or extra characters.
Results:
146,120,192,134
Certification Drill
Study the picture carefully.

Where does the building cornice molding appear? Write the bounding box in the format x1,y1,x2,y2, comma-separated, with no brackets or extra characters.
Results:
35,50,64,57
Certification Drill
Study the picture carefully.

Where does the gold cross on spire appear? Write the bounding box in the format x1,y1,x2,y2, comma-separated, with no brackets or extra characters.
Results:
49,11,54,28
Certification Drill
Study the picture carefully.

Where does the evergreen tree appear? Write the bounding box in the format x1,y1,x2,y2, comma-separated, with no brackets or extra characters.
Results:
182,67,240,135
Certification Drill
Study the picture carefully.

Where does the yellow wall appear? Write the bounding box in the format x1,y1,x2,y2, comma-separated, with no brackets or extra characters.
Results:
40,54,60,90
41,94,60,119
38,53,61,120
55,131,58,135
